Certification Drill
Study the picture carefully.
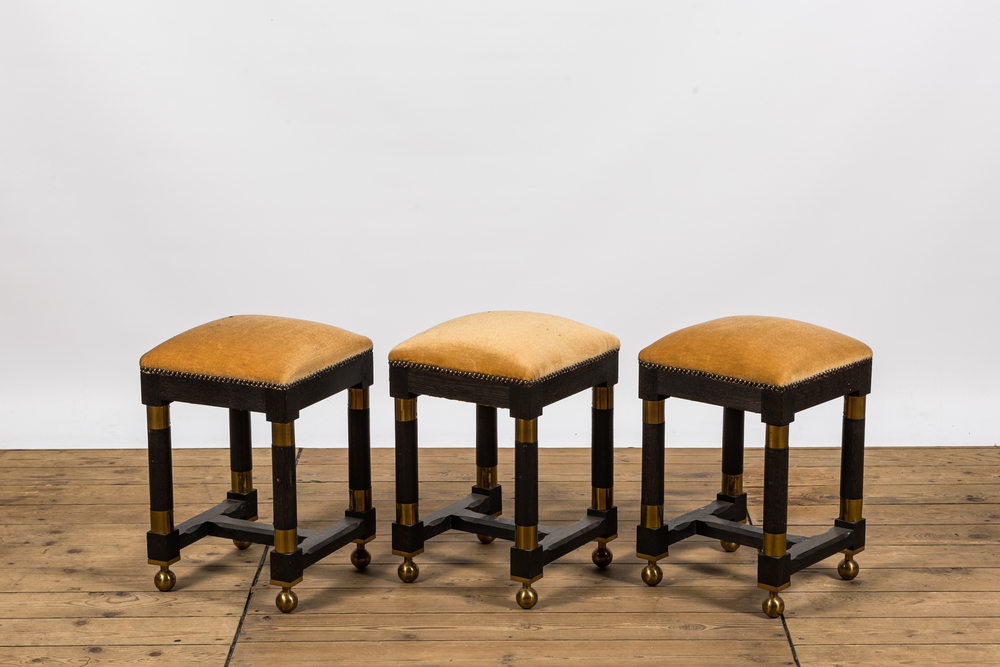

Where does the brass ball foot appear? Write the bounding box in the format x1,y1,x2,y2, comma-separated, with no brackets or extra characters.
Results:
233,539,253,550
477,534,496,544
276,587,298,613
762,592,785,618
153,566,176,592
720,540,740,552
515,583,538,609
838,555,860,580
351,545,371,570
592,544,613,568
398,556,419,583
641,561,663,587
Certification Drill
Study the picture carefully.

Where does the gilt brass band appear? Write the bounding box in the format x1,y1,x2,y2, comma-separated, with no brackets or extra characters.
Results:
641,504,663,529
274,528,298,554
592,487,614,511
722,473,743,496
272,422,295,447
515,418,537,443
844,395,866,420
765,425,789,449
643,399,665,425
146,405,170,430
840,498,864,523
396,502,419,525
395,397,417,422
231,470,253,494
350,487,373,512
477,465,498,489
349,387,370,410
515,524,538,550
150,509,174,534
593,386,614,410
762,532,787,558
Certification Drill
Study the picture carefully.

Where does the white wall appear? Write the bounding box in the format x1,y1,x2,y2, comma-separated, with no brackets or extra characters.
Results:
2,2,998,451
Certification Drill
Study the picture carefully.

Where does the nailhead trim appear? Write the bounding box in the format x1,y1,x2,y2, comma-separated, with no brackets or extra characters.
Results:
639,356,872,391
390,347,620,387
140,349,373,390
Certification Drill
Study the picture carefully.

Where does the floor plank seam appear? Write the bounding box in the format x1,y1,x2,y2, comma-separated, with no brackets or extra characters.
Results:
781,614,802,667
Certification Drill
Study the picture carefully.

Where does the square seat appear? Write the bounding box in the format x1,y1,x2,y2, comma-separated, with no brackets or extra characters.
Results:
389,311,620,609
635,316,872,618
140,315,375,614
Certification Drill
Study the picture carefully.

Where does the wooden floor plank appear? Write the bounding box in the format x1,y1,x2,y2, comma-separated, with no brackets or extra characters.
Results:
0,645,231,666
794,644,1000,667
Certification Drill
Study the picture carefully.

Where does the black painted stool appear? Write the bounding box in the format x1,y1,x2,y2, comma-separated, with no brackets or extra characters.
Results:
140,315,376,613
388,311,620,609
634,316,872,617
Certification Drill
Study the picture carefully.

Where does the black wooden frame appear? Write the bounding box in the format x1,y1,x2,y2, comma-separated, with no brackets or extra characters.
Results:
636,358,871,599
141,350,376,599
389,351,619,593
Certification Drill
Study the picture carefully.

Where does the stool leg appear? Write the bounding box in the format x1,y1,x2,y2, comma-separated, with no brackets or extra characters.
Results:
720,407,746,552
512,418,540,609
146,404,179,592
591,386,615,568
759,424,790,618
229,409,256,550
394,397,421,583
269,421,302,613
348,388,374,570
638,399,665,586
475,404,500,544
838,395,867,580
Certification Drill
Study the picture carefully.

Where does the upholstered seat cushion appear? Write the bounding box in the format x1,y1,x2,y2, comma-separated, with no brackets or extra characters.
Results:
389,311,620,384
141,315,373,388
639,316,872,389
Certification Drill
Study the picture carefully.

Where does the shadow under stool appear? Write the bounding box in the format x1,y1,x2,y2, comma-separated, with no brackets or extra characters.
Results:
139,314,376,613
388,311,620,609
634,316,872,617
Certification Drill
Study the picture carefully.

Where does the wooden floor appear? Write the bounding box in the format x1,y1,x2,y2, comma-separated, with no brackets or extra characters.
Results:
1,445,998,666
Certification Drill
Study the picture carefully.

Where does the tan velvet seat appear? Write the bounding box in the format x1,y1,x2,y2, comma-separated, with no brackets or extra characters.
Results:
639,316,872,389
635,315,872,619
389,311,620,383
141,314,373,388
388,311,620,610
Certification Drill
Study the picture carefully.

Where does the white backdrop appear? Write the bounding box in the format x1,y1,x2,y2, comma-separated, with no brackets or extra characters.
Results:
2,2,998,452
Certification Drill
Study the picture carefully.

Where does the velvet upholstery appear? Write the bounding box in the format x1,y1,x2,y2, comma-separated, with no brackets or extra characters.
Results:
140,315,373,388
389,311,620,384
639,316,872,389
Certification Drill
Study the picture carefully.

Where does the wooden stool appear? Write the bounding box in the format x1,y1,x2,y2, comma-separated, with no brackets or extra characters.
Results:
388,311,620,609
139,315,376,613
635,316,872,617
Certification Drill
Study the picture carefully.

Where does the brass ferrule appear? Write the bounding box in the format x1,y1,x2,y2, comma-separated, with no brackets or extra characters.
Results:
476,465,498,489
269,576,303,588
592,487,614,511
844,395,866,420
758,582,790,593
148,556,180,567
593,386,614,410
231,470,253,494
395,397,417,422
643,400,665,425
762,532,787,558
271,422,295,447
765,425,789,449
515,418,537,443
349,387,370,410
146,405,170,430
149,510,174,534
840,498,864,523
722,473,743,496
349,487,372,512
640,504,663,529
274,528,298,554
396,502,419,525
514,525,538,550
